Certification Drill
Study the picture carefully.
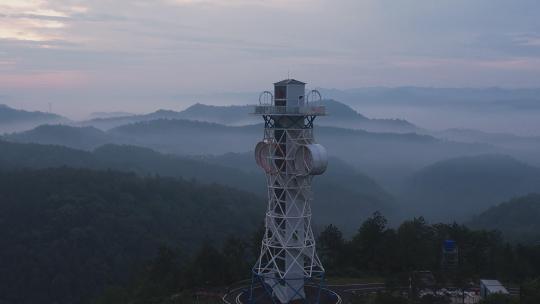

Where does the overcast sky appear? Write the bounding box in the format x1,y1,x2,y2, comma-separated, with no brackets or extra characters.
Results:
1,0,540,117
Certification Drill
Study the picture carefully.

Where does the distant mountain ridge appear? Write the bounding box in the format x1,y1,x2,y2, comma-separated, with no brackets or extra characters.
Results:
79,99,418,133
434,128,540,147
0,104,68,133
403,154,540,222
7,125,111,150
5,119,498,188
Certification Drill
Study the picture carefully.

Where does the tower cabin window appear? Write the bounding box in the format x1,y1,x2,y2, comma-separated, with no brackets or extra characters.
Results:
275,85,287,106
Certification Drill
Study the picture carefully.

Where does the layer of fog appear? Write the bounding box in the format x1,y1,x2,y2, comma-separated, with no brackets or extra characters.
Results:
351,104,539,137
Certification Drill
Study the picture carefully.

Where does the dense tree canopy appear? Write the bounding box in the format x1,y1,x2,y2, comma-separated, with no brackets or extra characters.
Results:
95,213,540,304
0,167,262,304
317,213,540,284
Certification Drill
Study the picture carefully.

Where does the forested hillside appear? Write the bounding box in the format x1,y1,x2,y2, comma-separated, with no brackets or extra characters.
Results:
6,119,497,184
403,154,540,221
6,125,111,150
0,104,68,133
0,167,262,304
0,140,395,233
469,194,540,243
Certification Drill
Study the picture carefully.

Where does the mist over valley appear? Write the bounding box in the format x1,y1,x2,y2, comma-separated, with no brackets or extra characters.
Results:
2,1,540,302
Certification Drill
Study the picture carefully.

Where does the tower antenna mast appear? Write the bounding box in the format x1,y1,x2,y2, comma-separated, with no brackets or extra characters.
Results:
251,79,327,303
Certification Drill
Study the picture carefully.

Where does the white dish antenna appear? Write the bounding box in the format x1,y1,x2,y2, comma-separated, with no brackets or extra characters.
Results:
294,144,328,176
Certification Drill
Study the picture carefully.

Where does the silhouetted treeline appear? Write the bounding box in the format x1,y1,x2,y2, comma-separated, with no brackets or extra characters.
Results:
96,238,256,304
317,213,540,283
95,213,540,304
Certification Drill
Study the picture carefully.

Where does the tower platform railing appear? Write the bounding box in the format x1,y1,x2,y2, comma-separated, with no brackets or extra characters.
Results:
253,105,326,116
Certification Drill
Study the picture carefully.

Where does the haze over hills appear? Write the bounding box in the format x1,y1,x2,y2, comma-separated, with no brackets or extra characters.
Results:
168,87,540,110
434,128,540,148
78,99,419,133
87,111,134,120
5,119,500,186
431,128,540,167
4,0,540,302
71,99,540,168
0,140,395,234
160,87,540,135
8,122,540,225
468,193,540,244
4,86,540,136
319,87,540,109
0,104,68,134
5,97,539,161
317,87,540,136
6,125,112,150
403,154,540,222
193,150,397,231
4,101,540,226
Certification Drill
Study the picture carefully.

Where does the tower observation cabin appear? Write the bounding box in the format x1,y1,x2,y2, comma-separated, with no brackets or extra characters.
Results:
255,79,325,116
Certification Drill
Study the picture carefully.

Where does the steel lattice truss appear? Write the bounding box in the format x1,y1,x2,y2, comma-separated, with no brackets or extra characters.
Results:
253,115,325,303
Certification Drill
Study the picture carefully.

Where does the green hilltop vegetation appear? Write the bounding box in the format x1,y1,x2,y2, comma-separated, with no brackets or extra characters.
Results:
469,194,540,243
4,117,540,224
0,140,395,234
95,213,540,304
402,154,540,222
0,167,262,304
2,167,538,304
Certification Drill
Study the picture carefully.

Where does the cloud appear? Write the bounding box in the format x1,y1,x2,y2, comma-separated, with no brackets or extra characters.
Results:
393,56,540,71
0,1,73,42
1,0,540,117
515,34,540,47
166,0,311,9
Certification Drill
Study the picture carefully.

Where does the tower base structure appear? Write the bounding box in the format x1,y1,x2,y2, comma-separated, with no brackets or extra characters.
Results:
248,271,328,304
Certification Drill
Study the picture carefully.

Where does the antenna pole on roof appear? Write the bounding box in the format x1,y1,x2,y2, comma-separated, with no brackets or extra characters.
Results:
287,70,290,80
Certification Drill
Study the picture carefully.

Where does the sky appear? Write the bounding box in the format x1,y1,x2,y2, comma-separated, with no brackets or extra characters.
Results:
1,0,540,118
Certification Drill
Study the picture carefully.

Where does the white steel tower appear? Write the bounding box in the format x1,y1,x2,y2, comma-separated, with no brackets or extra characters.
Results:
251,79,328,303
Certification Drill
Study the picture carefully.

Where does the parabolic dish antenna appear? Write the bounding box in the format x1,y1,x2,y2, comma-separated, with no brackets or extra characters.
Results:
255,141,274,173
294,144,328,176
